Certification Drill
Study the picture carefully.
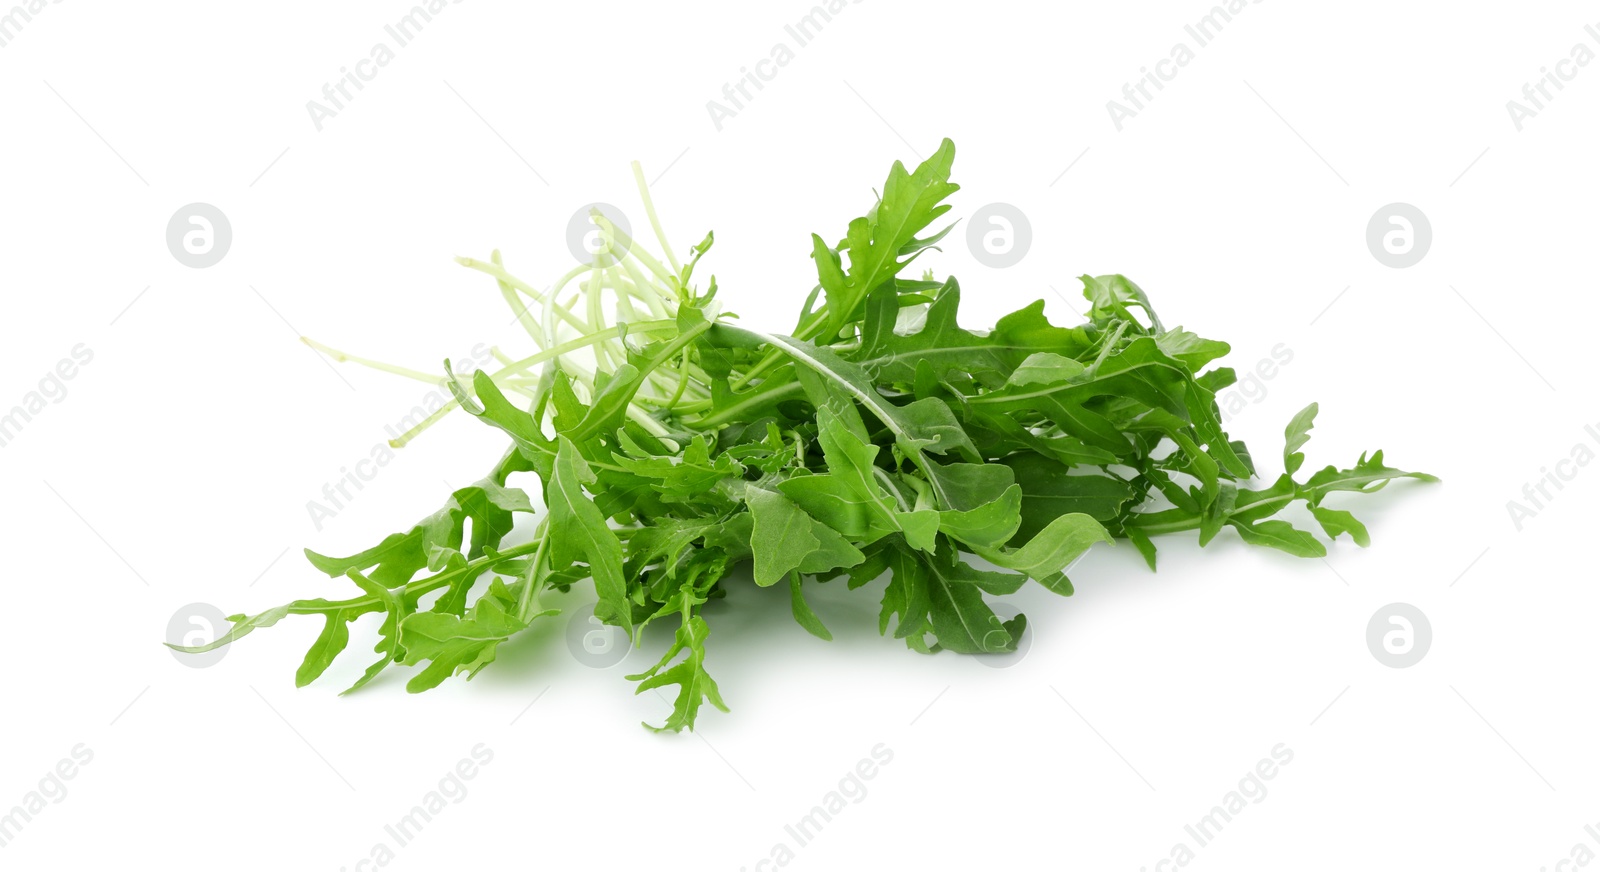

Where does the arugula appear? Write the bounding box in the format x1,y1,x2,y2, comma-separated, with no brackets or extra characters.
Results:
171,139,1435,731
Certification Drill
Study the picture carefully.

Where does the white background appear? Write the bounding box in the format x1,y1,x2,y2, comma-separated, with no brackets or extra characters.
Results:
2,1,1596,869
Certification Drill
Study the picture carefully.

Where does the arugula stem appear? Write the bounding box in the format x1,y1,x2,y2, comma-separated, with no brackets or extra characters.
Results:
686,380,804,429
493,249,546,349
617,255,673,319
516,518,553,622
457,258,596,335
1123,514,1202,535
728,353,782,391
594,215,677,290
632,160,683,278
361,320,675,447
665,347,693,408
725,301,841,391
587,263,615,373
391,401,460,448
496,324,670,377
290,538,550,617
300,337,444,382
274,522,651,623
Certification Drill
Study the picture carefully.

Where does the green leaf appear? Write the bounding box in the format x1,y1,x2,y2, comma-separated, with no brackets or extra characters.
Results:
846,545,892,590
1228,475,1300,525
1002,453,1136,541
729,326,978,461
616,435,744,505
399,581,536,692
1309,505,1371,547
779,472,898,542
987,299,1096,372
973,513,1111,583
789,574,833,641
341,569,410,695
797,521,867,576
548,436,633,638
813,139,960,338
165,602,314,654
1283,403,1318,475
925,564,1016,654
454,368,556,477
1007,352,1087,386
927,543,1027,597
1227,519,1327,558
296,611,352,688
974,336,1186,421
1155,328,1231,372
881,545,932,640
629,604,728,733
748,488,822,587
896,509,941,553
937,484,1022,549
1303,450,1439,504
1081,273,1164,333
851,280,1007,387
1198,482,1239,547
304,476,533,590
776,407,936,552
1125,527,1158,571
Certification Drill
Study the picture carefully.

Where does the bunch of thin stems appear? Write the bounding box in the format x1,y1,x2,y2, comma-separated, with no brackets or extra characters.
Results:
302,162,716,448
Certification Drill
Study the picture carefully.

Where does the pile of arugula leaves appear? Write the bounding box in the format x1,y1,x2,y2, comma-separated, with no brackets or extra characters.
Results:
174,140,1434,731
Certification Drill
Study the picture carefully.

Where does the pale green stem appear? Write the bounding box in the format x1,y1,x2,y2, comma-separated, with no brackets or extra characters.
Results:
616,252,673,319
370,322,668,447
457,257,595,336
301,337,444,383
492,249,545,349
587,263,613,373
516,517,552,621
608,263,642,323
593,213,676,290
632,160,683,277
391,401,458,448
585,264,668,318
